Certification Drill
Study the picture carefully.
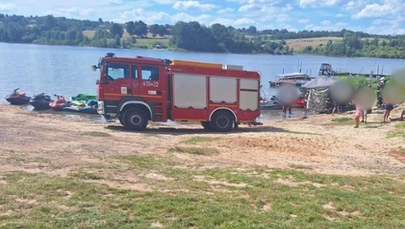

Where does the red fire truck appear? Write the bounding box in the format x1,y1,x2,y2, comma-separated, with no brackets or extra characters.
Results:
93,53,260,132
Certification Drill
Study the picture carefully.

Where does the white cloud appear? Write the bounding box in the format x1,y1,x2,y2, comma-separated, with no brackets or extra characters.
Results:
320,20,332,26
232,17,255,27
170,12,212,24
363,11,405,35
107,0,123,5
238,0,285,13
173,1,216,11
297,19,310,24
304,20,348,31
299,0,340,8
212,17,234,26
335,13,345,17
345,0,369,10
117,9,174,25
46,7,94,18
239,3,260,13
353,1,400,19
217,7,235,14
226,0,248,4
0,3,15,10
153,0,177,4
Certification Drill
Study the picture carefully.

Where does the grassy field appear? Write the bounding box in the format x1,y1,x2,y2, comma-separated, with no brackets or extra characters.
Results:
286,37,342,52
1,144,404,228
1,104,404,228
388,122,405,138
82,30,96,39
132,38,172,49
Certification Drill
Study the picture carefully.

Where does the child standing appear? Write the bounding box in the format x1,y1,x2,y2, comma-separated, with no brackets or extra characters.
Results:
354,104,364,128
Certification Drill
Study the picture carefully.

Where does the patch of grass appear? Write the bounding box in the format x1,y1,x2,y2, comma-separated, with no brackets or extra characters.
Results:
116,154,174,171
133,38,171,49
363,124,381,128
82,131,111,137
0,166,404,228
181,136,218,145
331,117,353,124
387,122,405,138
170,146,220,155
287,130,322,135
331,117,354,126
73,172,103,180
289,164,313,170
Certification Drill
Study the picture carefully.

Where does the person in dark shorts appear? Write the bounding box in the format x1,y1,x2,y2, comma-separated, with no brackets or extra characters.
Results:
331,101,340,116
383,104,394,122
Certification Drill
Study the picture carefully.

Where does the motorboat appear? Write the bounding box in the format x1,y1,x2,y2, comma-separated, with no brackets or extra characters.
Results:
260,95,282,109
269,72,313,88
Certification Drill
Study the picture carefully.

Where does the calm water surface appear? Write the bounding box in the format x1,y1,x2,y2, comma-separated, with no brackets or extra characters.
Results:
0,43,404,120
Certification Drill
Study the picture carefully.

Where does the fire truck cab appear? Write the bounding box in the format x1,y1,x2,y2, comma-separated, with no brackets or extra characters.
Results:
94,53,260,132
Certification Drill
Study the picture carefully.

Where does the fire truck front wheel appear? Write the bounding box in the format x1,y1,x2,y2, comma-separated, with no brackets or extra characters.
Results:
122,109,148,131
201,121,212,130
211,111,234,132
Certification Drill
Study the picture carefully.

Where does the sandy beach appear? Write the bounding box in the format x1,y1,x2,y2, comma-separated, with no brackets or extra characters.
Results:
1,103,404,179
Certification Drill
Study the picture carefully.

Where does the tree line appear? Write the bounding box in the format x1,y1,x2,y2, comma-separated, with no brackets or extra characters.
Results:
0,14,404,57
301,30,405,58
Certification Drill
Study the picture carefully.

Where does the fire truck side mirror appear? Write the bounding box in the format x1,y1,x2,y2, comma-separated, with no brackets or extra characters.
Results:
95,80,99,85
91,65,98,71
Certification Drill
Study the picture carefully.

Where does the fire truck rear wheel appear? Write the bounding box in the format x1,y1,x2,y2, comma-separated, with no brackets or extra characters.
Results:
211,111,234,132
123,109,148,131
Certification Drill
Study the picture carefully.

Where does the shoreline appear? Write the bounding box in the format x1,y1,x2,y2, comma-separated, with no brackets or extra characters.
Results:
1,41,405,60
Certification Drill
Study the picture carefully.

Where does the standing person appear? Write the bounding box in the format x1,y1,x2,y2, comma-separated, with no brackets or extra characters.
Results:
282,104,292,117
303,91,310,118
331,101,339,116
361,84,373,123
383,103,394,122
354,103,364,128
362,109,368,123
376,78,385,108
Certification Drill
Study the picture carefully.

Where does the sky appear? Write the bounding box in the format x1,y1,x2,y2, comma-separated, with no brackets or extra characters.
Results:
0,0,404,35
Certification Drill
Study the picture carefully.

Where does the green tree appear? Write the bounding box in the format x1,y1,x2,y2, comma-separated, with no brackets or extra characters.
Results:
133,21,148,37
149,24,169,37
110,23,123,38
171,21,218,52
210,23,233,52
125,21,135,35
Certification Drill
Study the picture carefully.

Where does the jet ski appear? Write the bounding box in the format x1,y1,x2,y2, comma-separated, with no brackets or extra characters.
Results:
29,93,53,110
5,88,31,105
49,95,70,111
62,99,98,114
71,93,97,101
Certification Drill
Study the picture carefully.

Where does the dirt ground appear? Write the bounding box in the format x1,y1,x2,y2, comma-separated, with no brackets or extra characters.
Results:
0,103,404,182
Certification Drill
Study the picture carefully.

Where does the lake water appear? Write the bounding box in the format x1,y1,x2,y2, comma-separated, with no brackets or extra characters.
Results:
0,42,404,120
